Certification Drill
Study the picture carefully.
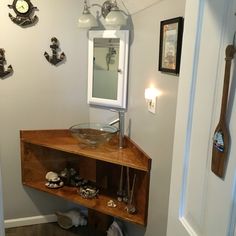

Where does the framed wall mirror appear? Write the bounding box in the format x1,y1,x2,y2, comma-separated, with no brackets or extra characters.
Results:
88,30,129,109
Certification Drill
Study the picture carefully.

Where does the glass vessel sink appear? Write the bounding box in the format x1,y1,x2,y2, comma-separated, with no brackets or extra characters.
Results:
69,123,118,147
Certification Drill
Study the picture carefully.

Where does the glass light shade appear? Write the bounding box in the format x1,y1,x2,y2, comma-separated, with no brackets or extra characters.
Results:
145,88,158,100
104,10,126,28
78,13,98,29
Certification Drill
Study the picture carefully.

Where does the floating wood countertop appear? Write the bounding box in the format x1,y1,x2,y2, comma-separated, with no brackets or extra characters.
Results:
20,129,151,172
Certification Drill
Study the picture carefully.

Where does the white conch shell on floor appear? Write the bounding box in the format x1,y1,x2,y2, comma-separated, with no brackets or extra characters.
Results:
107,221,123,236
55,209,87,229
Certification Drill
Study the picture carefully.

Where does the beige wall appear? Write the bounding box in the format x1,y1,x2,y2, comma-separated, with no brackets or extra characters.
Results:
0,0,89,219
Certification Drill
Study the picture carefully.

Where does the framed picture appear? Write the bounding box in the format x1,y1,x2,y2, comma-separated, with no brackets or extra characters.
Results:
158,17,184,75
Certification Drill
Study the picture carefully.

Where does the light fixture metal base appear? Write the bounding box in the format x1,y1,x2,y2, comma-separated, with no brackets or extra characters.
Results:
101,0,113,18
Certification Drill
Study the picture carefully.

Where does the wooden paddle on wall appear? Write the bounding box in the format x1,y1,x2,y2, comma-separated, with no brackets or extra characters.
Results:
212,44,236,178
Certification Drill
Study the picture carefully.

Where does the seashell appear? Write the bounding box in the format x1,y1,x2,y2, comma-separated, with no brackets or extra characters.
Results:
55,209,87,229
45,180,64,189
51,177,60,182
45,171,58,181
107,200,117,208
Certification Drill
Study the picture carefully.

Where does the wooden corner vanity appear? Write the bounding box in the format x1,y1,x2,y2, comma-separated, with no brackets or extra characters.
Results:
20,129,151,229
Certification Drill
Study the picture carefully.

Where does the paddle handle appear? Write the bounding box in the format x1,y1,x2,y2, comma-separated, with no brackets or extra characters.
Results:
219,45,236,121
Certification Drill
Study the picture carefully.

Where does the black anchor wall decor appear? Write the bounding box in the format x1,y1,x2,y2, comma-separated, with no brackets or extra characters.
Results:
44,37,66,66
0,49,13,79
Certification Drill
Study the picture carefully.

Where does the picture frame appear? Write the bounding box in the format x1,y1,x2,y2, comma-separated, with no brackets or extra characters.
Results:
158,17,184,75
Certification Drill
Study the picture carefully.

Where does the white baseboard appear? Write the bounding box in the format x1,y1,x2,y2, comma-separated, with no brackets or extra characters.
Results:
4,214,57,229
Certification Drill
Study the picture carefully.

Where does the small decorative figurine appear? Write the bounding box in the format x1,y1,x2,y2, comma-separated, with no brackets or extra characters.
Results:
107,200,117,208
44,37,66,65
59,168,82,187
8,0,38,27
79,184,99,199
55,209,87,229
45,171,63,189
0,49,13,79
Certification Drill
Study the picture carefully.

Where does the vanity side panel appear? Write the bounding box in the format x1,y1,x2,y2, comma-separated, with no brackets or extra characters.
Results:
138,171,151,225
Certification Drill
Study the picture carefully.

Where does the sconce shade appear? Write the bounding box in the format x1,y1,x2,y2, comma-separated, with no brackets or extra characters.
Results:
78,0,127,29
105,9,126,28
78,13,98,28
145,88,158,100
78,0,98,29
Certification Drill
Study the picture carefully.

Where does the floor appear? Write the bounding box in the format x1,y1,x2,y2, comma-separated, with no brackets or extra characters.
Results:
5,223,106,236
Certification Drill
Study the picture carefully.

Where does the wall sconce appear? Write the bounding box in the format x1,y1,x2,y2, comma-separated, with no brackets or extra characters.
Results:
78,0,127,29
145,88,159,114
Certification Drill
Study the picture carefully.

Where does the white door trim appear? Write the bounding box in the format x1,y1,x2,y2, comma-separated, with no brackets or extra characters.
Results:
0,164,5,236
167,0,204,234
178,0,205,220
167,0,236,235
227,173,236,236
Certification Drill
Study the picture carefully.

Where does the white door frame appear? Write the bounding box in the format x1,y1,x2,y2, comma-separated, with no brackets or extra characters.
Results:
167,0,205,234
167,0,236,235
0,163,5,236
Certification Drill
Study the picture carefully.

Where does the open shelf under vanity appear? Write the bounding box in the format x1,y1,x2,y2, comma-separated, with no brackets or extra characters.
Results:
20,129,151,227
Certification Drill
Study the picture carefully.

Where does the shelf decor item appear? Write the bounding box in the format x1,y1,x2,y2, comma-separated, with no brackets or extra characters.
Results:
44,37,66,66
45,171,64,189
158,17,184,75
8,0,38,27
55,209,87,229
0,48,13,79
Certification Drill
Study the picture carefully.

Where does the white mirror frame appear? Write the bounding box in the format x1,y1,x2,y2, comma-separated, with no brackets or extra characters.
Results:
88,30,129,109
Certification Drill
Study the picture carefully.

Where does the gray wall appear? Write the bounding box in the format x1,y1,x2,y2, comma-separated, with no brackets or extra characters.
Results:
89,0,185,235
0,0,89,219
125,1,186,235
90,1,186,235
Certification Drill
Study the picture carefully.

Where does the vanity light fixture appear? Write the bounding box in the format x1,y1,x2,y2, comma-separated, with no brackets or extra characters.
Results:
78,0,127,29
145,88,159,114
78,0,98,28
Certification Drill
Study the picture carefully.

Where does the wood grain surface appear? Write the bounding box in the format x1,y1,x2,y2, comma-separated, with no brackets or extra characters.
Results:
20,130,151,226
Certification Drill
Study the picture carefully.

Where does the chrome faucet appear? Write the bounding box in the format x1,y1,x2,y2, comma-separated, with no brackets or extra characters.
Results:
109,110,125,149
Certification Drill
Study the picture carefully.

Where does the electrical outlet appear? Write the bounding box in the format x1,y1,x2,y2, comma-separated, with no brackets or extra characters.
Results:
147,98,156,114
